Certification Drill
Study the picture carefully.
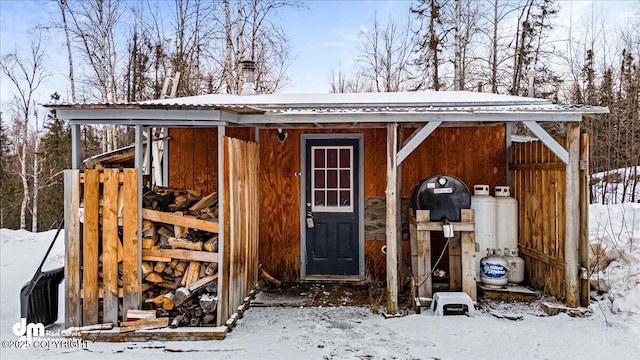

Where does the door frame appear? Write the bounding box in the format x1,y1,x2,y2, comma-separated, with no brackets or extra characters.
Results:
300,133,365,280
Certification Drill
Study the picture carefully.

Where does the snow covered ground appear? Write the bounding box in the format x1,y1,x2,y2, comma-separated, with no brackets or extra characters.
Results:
1,202,640,359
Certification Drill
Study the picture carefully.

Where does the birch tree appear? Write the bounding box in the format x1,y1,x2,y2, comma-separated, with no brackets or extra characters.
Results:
0,39,47,230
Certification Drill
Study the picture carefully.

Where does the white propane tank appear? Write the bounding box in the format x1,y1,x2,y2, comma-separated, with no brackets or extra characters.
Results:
504,248,525,284
471,185,496,279
480,249,509,288
495,186,518,251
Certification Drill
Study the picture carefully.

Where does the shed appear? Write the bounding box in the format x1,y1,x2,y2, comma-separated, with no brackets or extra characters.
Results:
51,90,607,337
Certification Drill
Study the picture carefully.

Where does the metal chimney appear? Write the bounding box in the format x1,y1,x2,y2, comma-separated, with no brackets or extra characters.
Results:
241,60,256,95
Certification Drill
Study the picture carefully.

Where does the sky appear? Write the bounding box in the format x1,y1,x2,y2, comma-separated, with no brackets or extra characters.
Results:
0,0,638,108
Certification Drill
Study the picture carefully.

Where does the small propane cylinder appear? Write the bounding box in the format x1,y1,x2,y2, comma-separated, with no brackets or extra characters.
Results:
495,186,518,251
503,248,525,284
470,185,496,278
480,249,509,288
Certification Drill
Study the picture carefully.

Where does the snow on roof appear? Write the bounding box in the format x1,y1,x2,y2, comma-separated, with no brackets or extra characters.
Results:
139,90,551,109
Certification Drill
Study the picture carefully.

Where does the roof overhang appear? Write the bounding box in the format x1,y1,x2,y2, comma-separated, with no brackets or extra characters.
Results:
48,90,609,127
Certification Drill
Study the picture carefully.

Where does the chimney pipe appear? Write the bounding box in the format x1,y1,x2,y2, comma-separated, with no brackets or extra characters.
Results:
527,68,536,98
241,60,256,95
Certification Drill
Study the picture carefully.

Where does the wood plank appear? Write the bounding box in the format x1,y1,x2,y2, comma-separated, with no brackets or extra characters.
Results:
417,222,475,232
416,210,432,298
217,129,229,327
565,123,580,307
120,318,169,333
76,326,228,342
142,249,219,263
448,234,461,292
79,172,125,184
64,170,82,328
83,169,100,325
142,208,219,233
229,138,241,319
122,169,141,315
508,162,565,171
460,209,476,301
385,123,399,314
102,168,120,324
579,132,590,307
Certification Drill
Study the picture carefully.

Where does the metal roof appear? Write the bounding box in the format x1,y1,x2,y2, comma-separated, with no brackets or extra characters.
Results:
49,90,609,127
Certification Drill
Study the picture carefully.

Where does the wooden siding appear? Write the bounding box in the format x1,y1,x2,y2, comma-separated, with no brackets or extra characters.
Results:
168,128,254,194
511,139,567,298
169,125,506,282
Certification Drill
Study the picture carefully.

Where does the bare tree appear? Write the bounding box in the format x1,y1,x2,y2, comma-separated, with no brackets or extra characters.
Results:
57,0,77,103
356,13,418,92
0,39,47,230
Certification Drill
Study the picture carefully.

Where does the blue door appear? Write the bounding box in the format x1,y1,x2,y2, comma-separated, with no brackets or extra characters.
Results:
305,138,360,276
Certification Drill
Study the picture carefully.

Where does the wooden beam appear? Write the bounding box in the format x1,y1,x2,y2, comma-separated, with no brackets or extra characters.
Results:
522,121,569,164
75,326,228,342
417,222,475,232
142,249,219,263
142,209,219,233
416,210,432,298
64,170,82,328
216,125,227,327
579,132,590,307
385,123,399,315
71,124,81,169
396,121,441,165
460,209,477,301
565,122,580,307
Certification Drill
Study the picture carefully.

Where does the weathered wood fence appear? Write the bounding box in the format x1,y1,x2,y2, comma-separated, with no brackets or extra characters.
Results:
64,168,141,327
510,134,589,301
63,136,260,332
220,137,260,324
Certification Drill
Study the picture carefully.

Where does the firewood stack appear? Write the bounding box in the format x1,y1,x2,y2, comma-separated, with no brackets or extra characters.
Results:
140,186,220,327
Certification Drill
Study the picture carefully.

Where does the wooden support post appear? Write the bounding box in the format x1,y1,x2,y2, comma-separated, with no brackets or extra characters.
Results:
385,123,399,314
565,123,580,307
396,126,404,292
64,170,82,328
71,124,81,169
216,126,227,326
83,169,100,325
460,209,477,301
579,132,590,307
416,210,432,298
448,234,462,291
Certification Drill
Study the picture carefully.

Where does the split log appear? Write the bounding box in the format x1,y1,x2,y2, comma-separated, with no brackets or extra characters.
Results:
204,262,217,276
173,212,189,238
259,264,282,287
189,192,218,214
142,237,156,250
154,262,167,273
142,220,155,237
145,272,164,284
156,281,178,291
157,226,174,241
126,309,157,321
163,265,174,276
120,317,169,333
62,323,114,335
203,236,218,252
199,293,217,313
141,261,153,277
173,275,218,307
163,292,175,310
168,237,203,251
202,314,215,324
